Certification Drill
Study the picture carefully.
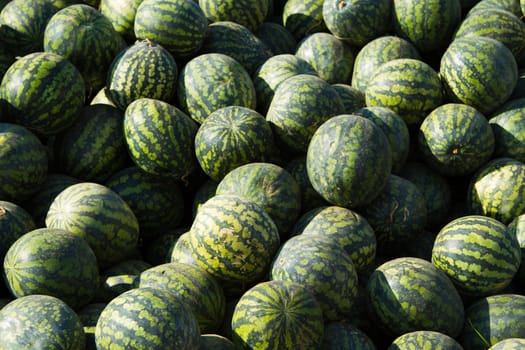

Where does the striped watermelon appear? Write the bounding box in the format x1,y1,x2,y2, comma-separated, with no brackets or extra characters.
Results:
134,0,208,60
266,74,345,154
55,104,129,183
123,98,198,180
4,227,99,309
489,101,525,163
199,0,270,32
194,106,276,182
0,123,48,202
188,194,280,284
45,182,140,268
254,22,297,55
170,231,197,266
43,3,126,94
321,322,376,350
467,158,525,224
270,234,359,321
95,287,200,349
333,84,366,114
440,36,518,115
138,262,226,334
106,39,178,111
459,294,525,350
365,58,445,127
0,201,35,262
392,0,462,53
0,294,85,349
282,0,326,40
469,0,523,17
306,114,392,208
215,162,301,236
367,257,465,338
177,53,256,124
100,0,144,43
489,338,525,350
388,331,464,350
0,52,86,135
432,215,521,296
418,103,495,176
510,214,525,290
95,258,151,302
231,280,324,350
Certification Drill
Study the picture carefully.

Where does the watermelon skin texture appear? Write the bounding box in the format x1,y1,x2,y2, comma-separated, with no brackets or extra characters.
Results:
440,36,518,115
95,287,200,350
4,227,100,309
106,40,178,111
388,330,464,350
199,0,270,32
123,98,198,180
367,257,465,338
489,102,525,163
0,200,35,262
100,0,144,43
489,338,525,350
0,294,86,349
432,215,521,296
282,0,326,40
0,123,48,202
254,22,297,56
306,114,392,208
0,52,86,135
332,84,366,114
320,322,376,350
231,280,324,350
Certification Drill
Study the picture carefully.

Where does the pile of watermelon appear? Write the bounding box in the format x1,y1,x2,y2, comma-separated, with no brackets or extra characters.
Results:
0,0,524,348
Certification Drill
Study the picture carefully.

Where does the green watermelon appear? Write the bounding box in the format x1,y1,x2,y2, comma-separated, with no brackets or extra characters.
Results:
55,104,129,183
177,53,256,124
320,322,377,350
134,0,208,60
215,162,301,236
78,302,107,350
95,258,151,302
194,106,276,182
467,157,525,224
392,0,462,53
440,36,518,115
199,334,235,349
0,294,85,349
253,22,297,55
332,84,366,113
188,194,280,284
489,338,525,350
0,123,48,202
106,39,178,111
0,52,86,135
282,0,326,40
295,32,355,84
266,74,345,154
231,280,324,349
0,200,35,262
170,231,197,266
367,257,465,338
143,228,186,265
306,114,392,208
138,262,226,334
123,98,198,180
270,234,358,321
199,0,270,32
510,214,525,289
4,227,99,309
388,330,464,350
459,294,525,350
95,287,200,349
100,0,144,43
489,100,525,163
45,182,140,268
43,3,126,94
418,103,495,176
365,58,445,127
431,215,521,296
469,0,522,17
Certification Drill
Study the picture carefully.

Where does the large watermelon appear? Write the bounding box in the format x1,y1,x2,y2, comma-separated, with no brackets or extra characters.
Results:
199,0,270,32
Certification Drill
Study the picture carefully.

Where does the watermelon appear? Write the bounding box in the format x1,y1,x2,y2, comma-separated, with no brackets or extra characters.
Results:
138,262,226,334
188,194,280,284
295,32,355,84
90,86,116,107
199,0,270,32
0,294,85,349
170,231,198,266
282,0,326,40
306,114,392,208
123,98,198,180
266,74,345,154
510,214,525,289
291,205,376,275
320,322,377,350
467,157,525,224
106,39,178,111
95,258,151,302
134,0,208,60
100,0,144,43
43,3,126,94
489,338,525,350
45,182,140,268
440,36,518,115
200,334,235,349
431,215,521,296
392,0,462,53
270,234,358,321
489,100,525,163
143,228,186,265
469,0,522,17
367,257,465,338
418,103,495,176
95,287,200,349
231,280,324,349
459,294,525,350
194,106,276,182
0,123,48,202
78,302,107,350
365,58,445,127
0,201,35,262
0,52,86,135
332,84,366,113
215,162,301,236
55,104,129,183
388,330,464,350
177,53,256,124
253,22,297,55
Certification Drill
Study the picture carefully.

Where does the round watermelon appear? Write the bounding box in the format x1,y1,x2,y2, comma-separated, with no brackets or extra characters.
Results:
468,0,522,16
332,83,366,114
388,330,464,350
282,0,326,40
489,338,525,350
254,22,297,56
489,100,525,163
199,0,270,31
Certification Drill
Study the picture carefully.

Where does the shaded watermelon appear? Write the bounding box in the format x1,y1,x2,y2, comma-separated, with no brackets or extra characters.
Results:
489,338,525,350
192,179,218,218
78,302,107,350
199,0,270,32
332,84,366,113
510,214,525,290
282,0,326,40
0,200,35,262
100,0,144,43
200,334,235,349
489,100,525,163
321,322,377,350
468,0,523,18
388,330,464,350
143,228,187,266
95,258,151,302
254,22,297,55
